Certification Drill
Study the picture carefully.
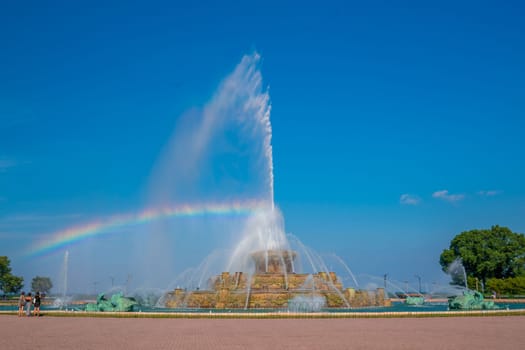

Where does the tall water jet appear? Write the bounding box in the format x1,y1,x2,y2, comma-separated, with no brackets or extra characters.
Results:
53,250,70,309
143,53,279,288
62,250,69,297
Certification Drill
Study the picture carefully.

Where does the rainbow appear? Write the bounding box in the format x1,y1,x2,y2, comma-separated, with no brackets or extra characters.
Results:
27,200,267,257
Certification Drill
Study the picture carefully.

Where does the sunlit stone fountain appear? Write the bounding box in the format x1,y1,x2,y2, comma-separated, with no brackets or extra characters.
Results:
165,247,388,309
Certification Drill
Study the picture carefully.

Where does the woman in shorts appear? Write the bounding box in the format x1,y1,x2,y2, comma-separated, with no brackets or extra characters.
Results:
18,291,26,317
33,292,41,317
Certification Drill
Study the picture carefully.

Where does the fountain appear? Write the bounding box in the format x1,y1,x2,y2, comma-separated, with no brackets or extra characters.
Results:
164,253,387,309
441,259,499,310
159,53,387,310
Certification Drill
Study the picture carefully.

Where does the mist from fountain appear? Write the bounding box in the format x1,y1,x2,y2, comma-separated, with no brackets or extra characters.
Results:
130,287,165,307
288,274,326,312
447,258,468,289
289,241,348,301
162,249,229,297
359,274,410,298
390,277,425,297
428,282,465,297
227,207,289,273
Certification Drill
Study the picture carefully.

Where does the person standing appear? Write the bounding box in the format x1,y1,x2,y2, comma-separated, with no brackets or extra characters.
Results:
33,292,41,317
18,291,26,317
25,292,32,316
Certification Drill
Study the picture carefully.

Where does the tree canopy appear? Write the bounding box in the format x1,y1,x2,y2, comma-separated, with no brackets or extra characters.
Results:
440,226,525,284
0,256,24,295
31,276,53,294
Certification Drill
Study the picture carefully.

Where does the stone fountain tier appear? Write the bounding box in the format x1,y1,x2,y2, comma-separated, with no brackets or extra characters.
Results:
251,249,297,274
164,269,390,309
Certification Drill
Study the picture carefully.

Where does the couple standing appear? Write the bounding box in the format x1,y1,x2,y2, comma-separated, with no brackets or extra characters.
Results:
17,291,41,317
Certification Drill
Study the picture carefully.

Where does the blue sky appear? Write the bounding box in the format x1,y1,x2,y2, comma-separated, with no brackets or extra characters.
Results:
1,1,524,294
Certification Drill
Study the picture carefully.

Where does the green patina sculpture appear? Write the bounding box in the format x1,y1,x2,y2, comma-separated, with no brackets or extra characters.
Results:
85,292,138,312
405,296,425,305
448,290,497,310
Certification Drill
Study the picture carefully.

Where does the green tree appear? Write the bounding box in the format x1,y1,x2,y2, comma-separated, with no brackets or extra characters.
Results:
0,256,24,295
31,276,53,294
440,226,525,285
486,277,525,295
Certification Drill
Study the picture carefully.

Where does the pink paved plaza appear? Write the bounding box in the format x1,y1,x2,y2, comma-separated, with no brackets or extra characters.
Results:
1,315,525,349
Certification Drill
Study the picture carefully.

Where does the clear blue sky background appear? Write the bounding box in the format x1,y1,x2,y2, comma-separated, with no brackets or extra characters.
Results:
1,0,524,293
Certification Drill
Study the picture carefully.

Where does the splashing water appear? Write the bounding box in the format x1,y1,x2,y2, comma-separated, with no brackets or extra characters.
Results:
447,258,468,289
227,206,289,273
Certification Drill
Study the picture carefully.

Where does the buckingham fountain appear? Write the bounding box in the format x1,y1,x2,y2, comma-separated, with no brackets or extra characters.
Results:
163,207,389,310
165,252,388,309
149,53,389,310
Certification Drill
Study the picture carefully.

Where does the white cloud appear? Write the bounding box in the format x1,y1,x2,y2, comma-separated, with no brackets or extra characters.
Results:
400,194,421,205
432,190,465,203
477,190,502,197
